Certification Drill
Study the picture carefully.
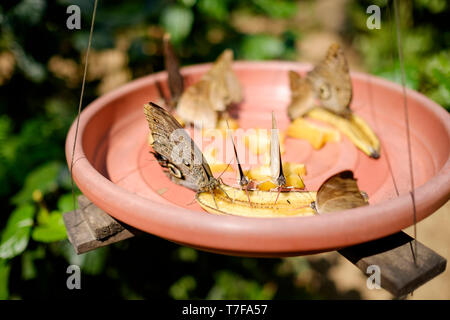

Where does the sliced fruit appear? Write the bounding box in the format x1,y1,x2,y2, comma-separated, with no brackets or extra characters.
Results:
196,184,316,217
243,129,285,155
245,162,306,190
286,174,305,189
287,117,340,149
203,146,234,174
307,108,380,158
202,117,239,138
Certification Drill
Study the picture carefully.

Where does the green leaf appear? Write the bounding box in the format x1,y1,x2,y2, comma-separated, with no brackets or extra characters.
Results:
160,5,194,44
198,0,228,21
0,260,11,299
31,211,67,243
252,0,298,19
207,270,276,299
169,275,197,299
57,193,79,213
12,161,64,205
0,204,35,259
241,35,285,60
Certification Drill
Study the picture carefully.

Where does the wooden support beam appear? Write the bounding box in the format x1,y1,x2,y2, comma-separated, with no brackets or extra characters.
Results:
63,197,135,254
63,196,447,297
339,232,447,297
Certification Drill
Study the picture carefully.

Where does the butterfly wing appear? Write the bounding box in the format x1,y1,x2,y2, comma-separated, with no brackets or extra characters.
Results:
144,102,216,191
163,34,184,108
270,112,286,186
315,170,368,214
176,80,219,129
307,43,352,117
287,70,316,120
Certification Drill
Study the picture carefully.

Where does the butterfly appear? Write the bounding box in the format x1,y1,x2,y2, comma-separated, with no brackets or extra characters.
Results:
176,49,243,129
162,33,184,109
144,102,221,198
270,112,288,204
312,170,368,214
288,43,352,120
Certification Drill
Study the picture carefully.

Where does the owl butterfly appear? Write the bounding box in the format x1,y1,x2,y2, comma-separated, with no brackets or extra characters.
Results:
144,102,222,202
176,49,243,129
312,170,368,214
288,43,352,120
162,33,184,109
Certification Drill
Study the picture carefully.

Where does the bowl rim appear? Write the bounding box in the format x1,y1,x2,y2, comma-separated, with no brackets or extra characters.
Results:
65,61,450,256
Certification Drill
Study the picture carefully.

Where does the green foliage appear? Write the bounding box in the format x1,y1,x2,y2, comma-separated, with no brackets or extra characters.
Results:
169,275,197,299
12,162,65,205
161,5,194,44
350,0,450,109
0,259,11,299
207,270,276,299
241,34,285,60
0,204,35,259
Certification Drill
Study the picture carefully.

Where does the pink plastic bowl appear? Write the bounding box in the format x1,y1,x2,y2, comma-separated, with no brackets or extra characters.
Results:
65,62,450,257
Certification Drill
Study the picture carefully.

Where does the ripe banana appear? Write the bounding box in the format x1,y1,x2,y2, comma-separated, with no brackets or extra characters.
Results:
196,184,316,217
307,108,380,158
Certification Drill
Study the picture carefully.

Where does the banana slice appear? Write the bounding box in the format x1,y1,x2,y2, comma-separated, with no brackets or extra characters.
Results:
307,108,380,158
196,184,316,217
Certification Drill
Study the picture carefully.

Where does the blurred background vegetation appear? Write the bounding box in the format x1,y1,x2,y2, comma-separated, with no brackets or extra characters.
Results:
0,0,448,299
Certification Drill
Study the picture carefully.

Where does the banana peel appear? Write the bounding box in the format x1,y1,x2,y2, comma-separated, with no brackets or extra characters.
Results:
307,108,380,158
196,184,316,217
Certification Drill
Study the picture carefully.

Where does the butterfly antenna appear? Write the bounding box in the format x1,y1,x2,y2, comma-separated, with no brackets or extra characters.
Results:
227,120,252,208
217,159,233,181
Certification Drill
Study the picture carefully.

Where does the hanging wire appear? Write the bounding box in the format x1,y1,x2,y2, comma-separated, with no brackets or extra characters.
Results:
70,0,99,212
393,0,418,264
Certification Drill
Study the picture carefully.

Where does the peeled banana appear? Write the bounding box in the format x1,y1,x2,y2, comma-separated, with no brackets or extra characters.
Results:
307,108,380,158
196,184,316,217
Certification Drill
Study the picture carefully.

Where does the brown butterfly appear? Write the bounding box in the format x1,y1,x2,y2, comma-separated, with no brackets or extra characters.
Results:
163,33,184,109
312,170,368,214
144,102,220,194
288,43,352,120
176,49,243,128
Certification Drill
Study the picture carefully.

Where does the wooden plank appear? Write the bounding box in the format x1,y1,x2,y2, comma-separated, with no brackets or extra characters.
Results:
339,232,447,297
77,195,125,240
65,196,447,296
63,209,135,254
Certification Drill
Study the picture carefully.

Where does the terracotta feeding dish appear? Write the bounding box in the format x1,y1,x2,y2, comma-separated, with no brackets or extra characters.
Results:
65,62,450,257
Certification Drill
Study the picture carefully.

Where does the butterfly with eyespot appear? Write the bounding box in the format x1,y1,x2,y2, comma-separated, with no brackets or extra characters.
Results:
311,170,368,214
288,43,352,120
144,102,220,194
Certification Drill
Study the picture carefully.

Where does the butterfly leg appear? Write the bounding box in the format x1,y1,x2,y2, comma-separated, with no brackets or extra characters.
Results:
210,189,219,209
244,184,253,208
274,187,282,205
217,184,232,201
